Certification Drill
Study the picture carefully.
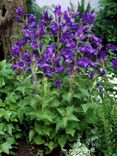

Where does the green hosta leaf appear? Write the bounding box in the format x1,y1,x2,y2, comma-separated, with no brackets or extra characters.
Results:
34,136,45,145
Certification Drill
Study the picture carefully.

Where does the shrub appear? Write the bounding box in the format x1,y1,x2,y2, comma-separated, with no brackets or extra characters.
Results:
93,0,117,45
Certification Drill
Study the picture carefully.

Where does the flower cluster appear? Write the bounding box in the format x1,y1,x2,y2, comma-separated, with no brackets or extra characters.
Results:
66,140,91,156
11,6,116,86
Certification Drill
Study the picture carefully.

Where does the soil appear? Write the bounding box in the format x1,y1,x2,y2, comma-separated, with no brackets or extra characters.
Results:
2,140,63,156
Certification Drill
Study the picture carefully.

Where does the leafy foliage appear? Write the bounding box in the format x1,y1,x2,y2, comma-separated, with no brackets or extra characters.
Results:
77,0,92,17
93,0,117,44
0,61,20,154
96,96,117,155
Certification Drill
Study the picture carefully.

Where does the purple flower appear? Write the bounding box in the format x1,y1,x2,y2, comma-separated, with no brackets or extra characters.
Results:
55,66,64,73
30,40,39,48
41,11,52,22
11,44,20,58
82,12,96,25
88,71,94,79
29,22,37,29
46,45,55,58
13,61,25,70
63,11,71,23
55,80,62,89
12,64,18,70
54,5,62,16
23,29,31,38
106,44,117,52
85,44,96,55
15,16,23,23
17,38,27,47
98,86,104,94
70,22,79,30
26,67,32,73
16,7,24,16
98,50,108,62
99,69,106,76
66,40,76,48
66,66,73,75
51,22,59,35
112,58,117,70
77,58,95,69
54,56,61,65
27,14,36,23
72,12,80,18
22,52,31,64
18,61,25,70
75,28,83,39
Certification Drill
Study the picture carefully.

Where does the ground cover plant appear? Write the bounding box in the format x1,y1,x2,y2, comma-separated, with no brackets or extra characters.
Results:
0,5,117,156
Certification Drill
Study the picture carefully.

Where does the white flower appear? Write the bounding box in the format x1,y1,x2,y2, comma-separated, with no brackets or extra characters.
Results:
109,94,115,98
66,140,91,156
113,86,117,90
108,77,117,85
106,73,114,78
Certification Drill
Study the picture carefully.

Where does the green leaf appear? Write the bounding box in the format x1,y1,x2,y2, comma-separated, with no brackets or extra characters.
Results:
81,103,97,113
0,78,5,87
79,88,89,97
34,136,45,145
1,142,11,154
58,136,67,148
46,141,55,151
29,129,35,142
62,92,72,103
1,137,15,154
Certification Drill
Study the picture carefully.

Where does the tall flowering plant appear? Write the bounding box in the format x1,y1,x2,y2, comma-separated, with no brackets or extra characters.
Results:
12,6,108,82
9,5,117,155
